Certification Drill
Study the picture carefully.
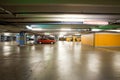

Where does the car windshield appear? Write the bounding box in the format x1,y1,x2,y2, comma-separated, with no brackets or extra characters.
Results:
40,38,47,40
48,37,55,40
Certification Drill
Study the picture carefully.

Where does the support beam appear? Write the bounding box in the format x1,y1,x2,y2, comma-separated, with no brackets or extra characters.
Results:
0,7,16,17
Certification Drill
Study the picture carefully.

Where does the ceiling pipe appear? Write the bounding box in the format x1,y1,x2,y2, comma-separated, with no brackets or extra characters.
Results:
0,7,16,17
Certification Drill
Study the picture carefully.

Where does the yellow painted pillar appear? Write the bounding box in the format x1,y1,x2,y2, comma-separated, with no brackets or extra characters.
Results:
73,36,76,42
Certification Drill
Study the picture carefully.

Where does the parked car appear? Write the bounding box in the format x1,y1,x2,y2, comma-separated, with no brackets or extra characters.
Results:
37,38,56,44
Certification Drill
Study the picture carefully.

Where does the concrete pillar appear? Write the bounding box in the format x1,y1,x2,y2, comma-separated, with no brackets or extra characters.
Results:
18,32,26,46
54,35,58,41
25,34,27,44
0,34,1,42
34,35,38,44
10,33,13,42
0,33,3,42
73,36,76,42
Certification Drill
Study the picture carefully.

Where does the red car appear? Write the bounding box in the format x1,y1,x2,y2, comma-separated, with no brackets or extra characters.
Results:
37,38,56,44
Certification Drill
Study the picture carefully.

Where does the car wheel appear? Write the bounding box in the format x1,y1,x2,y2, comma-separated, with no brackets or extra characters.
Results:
39,42,42,44
51,42,54,44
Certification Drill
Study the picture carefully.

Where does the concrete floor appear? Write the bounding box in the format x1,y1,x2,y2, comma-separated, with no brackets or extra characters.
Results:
0,41,120,80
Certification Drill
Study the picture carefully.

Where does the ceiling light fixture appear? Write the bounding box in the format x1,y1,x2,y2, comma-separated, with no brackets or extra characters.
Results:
31,28,43,31
84,21,108,25
26,25,32,30
106,30,120,32
91,29,102,31
60,28,71,31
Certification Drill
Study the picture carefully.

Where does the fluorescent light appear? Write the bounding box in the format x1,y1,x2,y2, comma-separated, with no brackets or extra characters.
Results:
44,32,50,35
32,28,43,31
84,21,108,25
59,14,86,18
26,26,32,30
92,29,102,31
106,30,120,32
26,25,43,31
60,32,67,34
4,33,11,36
61,28,71,31
56,18,84,22
59,34,66,37
75,33,81,35
59,32,67,37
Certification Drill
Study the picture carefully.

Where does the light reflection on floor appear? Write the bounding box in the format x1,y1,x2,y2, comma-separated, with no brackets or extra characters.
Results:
113,53,120,77
0,41,119,80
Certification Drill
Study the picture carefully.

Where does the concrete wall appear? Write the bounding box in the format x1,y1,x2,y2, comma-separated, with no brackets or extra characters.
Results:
95,33,120,47
81,33,94,46
81,32,120,47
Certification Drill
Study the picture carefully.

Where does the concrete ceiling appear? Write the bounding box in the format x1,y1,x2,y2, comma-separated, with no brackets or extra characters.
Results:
1,0,120,5
0,0,120,32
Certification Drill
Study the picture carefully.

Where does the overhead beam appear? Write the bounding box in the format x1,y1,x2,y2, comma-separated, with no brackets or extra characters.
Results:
0,0,120,5
0,4,120,13
0,7,16,16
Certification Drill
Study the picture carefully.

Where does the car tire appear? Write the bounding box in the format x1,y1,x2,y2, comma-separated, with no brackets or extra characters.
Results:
51,42,54,44
39,42,42,44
